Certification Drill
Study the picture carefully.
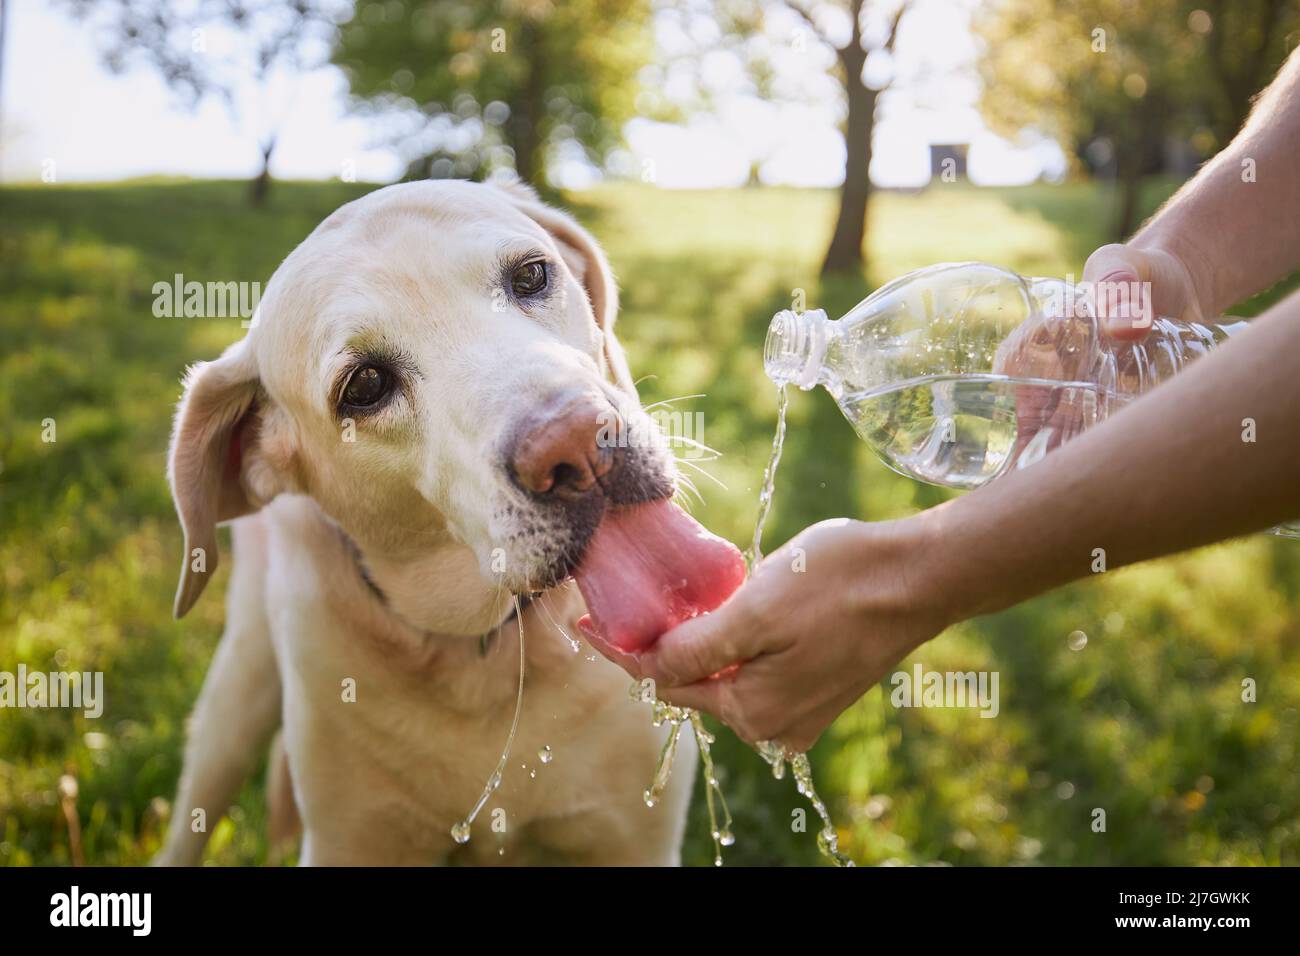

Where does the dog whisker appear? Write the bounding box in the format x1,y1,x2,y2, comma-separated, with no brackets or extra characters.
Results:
672,473,704,510
537,591,580,652
668,438,722,462
641,393,707,413
674,457,728,492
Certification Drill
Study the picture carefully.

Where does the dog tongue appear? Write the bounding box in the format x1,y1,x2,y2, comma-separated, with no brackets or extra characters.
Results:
575,500,746,654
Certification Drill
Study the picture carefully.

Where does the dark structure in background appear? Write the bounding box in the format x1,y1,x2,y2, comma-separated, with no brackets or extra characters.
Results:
929,143,969,182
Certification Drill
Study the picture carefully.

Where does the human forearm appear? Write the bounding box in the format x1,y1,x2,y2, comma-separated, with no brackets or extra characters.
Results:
1131,48,1300,315
921,288,1300,624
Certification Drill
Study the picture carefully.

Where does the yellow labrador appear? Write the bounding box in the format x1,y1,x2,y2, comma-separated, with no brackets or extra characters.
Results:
154,180,731,865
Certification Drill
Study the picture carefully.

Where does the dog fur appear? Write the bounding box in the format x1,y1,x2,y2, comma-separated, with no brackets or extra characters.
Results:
155,180,696,866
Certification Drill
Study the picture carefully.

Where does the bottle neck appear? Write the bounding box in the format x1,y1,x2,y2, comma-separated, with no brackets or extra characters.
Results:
764,308,831,390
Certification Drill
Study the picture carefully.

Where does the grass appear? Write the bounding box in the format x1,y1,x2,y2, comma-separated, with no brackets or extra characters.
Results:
2,177,1298,866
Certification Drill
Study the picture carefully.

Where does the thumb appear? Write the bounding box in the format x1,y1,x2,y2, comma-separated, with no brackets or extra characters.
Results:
1081,244,1153,342
638,597,756,689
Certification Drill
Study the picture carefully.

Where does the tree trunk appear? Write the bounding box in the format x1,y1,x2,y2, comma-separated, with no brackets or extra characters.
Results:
1109,95,1163,241
509,19,545,188
249,138,275,207
821,70,876,277
1111,157,1142,243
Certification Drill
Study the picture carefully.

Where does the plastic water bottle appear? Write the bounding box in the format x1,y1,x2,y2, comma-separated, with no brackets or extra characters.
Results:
764,262,1297,536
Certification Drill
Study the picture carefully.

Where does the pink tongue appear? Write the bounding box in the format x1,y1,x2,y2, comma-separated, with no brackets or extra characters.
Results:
575,500,746,654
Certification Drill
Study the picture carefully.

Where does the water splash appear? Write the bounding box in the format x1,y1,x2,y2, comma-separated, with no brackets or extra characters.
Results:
746,385,852,867
632,679,734,866
450,594,527,846
755,741,853,866
744,385,789,568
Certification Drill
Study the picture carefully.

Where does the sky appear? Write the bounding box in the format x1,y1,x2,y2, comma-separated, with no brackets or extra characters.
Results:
0,0,1065,188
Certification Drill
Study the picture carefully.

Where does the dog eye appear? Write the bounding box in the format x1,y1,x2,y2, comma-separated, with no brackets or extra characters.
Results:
510,260,548,297
342,365,391,408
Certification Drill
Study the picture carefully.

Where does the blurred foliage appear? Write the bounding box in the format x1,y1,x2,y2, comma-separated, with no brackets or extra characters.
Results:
975,0,1300,237
334,0,652,185
978,0,1300,162
57,0,350,205
1,178,1298,867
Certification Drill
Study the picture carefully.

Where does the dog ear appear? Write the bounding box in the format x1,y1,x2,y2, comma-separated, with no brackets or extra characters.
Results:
492,180,636,396
168,338,276,618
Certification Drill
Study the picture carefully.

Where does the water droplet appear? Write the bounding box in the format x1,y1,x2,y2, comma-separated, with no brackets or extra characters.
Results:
529,769,537,779
1068,629,1088,651
719,828,735,847
538,746,553,764
643,789,656,808
450,821,471,844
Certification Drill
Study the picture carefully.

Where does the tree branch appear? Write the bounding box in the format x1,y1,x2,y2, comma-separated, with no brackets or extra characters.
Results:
785,0,837,52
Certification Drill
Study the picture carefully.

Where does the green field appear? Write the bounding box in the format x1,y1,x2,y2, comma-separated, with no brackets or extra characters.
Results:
2,178,1298,866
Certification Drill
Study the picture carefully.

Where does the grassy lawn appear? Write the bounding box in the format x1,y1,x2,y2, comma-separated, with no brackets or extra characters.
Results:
2,178,1298,866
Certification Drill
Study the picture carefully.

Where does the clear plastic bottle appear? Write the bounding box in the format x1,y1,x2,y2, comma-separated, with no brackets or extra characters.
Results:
765,261,1298,536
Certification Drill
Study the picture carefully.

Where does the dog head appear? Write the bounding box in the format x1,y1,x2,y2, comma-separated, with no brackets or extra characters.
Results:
168,180,675,632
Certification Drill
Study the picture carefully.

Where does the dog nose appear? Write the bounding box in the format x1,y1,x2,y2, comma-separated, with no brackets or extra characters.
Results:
508,391,619,498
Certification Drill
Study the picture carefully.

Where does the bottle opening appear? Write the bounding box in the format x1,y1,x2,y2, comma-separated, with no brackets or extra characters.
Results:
764,309,827,389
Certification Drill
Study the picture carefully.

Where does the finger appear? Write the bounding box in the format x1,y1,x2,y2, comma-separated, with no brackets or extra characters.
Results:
637,597,758,687
1082,244,1151,341
659,673,771,745
655,678,726,718
576,614,645,680
759,695,857,756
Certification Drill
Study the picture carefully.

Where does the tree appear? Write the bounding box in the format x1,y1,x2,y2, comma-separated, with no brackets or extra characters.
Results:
0,0,8,179
333,0,652,187
977,0,1300,240
60,0,348,205
781,0,911,277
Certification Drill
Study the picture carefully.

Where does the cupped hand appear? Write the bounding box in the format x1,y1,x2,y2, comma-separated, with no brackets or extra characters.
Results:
581,517,951,753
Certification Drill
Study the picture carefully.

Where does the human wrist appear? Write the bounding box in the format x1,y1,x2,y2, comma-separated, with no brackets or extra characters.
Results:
903,497,1017,628
852,509,977,635
1131,218,1223,319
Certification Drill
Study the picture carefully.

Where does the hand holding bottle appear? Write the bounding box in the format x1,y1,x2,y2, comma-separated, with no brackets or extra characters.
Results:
1080,243,1207,340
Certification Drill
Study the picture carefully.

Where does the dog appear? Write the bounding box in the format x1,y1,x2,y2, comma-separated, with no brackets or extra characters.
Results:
155,180,697,866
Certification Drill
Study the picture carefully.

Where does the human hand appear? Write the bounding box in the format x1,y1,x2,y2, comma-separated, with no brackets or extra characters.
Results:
1081,242,1206,341
990,242,1207,465
580,517,951,753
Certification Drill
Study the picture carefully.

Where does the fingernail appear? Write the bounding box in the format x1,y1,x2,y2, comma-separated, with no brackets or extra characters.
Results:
1094,270,1135,326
